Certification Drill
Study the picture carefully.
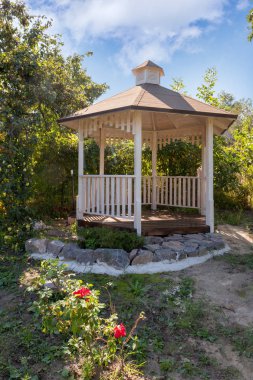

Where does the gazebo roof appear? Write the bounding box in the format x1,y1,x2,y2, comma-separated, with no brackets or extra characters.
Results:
59,61,237,133
60,83,237,123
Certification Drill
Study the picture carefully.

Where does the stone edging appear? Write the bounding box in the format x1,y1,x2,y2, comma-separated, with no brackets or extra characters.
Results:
26,233,229,275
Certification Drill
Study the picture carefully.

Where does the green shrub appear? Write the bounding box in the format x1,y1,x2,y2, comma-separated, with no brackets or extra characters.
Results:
77,227,144,252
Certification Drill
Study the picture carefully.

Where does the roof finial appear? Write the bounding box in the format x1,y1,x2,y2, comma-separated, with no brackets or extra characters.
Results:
132,60,165,85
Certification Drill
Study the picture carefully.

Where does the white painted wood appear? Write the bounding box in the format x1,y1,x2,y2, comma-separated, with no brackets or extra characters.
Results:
99,128,105,175
106,177,110,215
151,131,157,210
201,143,207,216
111,177,115,216
77,124,84,219
127,177,132,217
205,118,214,232
133,111,142,235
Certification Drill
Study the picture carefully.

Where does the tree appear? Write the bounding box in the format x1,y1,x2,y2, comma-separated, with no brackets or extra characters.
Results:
170,77,187,94
0,0,107,251
247,8,253,41
196,67,219,107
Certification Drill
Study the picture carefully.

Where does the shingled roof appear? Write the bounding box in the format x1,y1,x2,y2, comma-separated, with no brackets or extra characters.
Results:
59,83,237,123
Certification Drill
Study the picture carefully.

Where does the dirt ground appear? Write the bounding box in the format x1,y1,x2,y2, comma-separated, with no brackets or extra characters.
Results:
176,225,253,380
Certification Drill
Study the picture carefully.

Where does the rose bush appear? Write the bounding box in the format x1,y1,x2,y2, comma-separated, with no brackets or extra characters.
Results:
30,259,145,379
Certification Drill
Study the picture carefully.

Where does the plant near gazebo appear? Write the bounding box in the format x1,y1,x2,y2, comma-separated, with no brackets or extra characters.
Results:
30,260,145,379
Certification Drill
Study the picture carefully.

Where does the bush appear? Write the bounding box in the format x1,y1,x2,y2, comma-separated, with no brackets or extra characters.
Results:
30,260,145,379
78,227,144,252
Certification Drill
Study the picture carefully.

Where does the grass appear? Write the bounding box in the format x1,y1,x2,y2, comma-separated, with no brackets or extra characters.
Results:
0,250,252,379
215,208,253,228
215,252,253,270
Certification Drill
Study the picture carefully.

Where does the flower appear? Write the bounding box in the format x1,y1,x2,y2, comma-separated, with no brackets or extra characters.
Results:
114,323,126,339
73,287,91,299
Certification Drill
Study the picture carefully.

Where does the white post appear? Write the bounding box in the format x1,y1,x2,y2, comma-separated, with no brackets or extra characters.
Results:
201,135,206,215
205,118,214,232
133,111,142,235
99,127,105,175
77,123,84,219
151,131,157,210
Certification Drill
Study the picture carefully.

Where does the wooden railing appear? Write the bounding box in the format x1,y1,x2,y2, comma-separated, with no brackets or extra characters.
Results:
79,175,200,219
142,176,200,208
80,175,135,219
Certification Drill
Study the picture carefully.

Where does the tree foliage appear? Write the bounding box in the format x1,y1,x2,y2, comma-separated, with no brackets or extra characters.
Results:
196,67,219,107
0,0,107,251
247,8,253,41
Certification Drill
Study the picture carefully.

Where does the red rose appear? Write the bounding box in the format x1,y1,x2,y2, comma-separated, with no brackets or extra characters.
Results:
73,287,91,299
114,323,126,339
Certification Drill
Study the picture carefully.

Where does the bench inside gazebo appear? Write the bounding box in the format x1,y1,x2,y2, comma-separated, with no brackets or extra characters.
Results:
59,61,237,236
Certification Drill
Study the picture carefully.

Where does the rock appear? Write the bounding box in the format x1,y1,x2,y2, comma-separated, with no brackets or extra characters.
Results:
163,234,183,241
177,252,187,260
162,241,185,252
33,221,48,231
143,244,161,252
132,250,153,265
185,234,205,240
129,249,138,262
61,243,80,260
47,240,65,256
199,240,216,250
76,249,95,264
153,249,177,262
95,248,130,269
197,246,208,256
25,238,48,254
144,236,163,245
184,245,199,256
213,240,225,249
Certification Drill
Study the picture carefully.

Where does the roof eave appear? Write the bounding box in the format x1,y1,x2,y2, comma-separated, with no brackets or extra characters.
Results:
58,105,238,124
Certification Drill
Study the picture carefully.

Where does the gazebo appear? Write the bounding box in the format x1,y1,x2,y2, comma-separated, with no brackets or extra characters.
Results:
59,61,237,236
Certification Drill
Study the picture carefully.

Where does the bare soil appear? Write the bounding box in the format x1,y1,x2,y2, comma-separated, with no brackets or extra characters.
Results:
173,225,253,380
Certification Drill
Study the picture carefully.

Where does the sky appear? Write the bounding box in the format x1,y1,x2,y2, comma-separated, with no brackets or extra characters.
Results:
26,0,253,102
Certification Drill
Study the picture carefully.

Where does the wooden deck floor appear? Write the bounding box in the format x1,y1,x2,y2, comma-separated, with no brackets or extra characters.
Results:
78,210,209,236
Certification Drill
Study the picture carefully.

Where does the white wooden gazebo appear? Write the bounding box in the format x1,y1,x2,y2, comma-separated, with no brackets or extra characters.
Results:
59,61,237,236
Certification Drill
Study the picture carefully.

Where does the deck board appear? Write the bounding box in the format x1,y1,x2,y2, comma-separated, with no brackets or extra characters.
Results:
78,210,209,236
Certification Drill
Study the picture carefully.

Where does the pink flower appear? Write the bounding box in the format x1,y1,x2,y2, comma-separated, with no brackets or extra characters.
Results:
114,323,126,339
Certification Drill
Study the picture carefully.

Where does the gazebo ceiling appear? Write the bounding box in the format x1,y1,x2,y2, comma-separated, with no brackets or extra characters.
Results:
59,61,237,135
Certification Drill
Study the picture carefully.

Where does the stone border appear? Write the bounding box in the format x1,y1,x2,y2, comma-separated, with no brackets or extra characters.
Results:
26,233,230,276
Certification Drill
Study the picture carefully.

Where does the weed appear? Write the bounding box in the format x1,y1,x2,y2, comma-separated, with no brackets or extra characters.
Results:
160,358,176,372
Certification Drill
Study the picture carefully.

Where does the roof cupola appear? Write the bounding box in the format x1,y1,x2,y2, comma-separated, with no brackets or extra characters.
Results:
132,60,165,85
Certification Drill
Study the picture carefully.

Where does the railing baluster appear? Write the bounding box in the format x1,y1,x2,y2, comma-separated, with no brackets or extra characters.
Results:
192,177,196,208
122,177,126,217
187,178,191,207
178,177,182,207
127,177,132,217
174,177,177,206
116,177,120,216
169,176,172,206
111,177,115,216
183,177,186,206
106,177,110,215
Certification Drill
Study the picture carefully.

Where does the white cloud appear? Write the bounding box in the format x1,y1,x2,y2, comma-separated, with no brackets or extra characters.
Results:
236,0,250,10
26,0,228,69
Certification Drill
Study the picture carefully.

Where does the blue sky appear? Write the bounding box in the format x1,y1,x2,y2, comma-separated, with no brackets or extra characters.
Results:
27,0,253,102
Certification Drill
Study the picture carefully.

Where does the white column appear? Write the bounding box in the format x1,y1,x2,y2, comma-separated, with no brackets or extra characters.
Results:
133,111,142,236
205,118,214,232
77,123,84,219
151,131,157,210
99,127,105,175
201,132,206,215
